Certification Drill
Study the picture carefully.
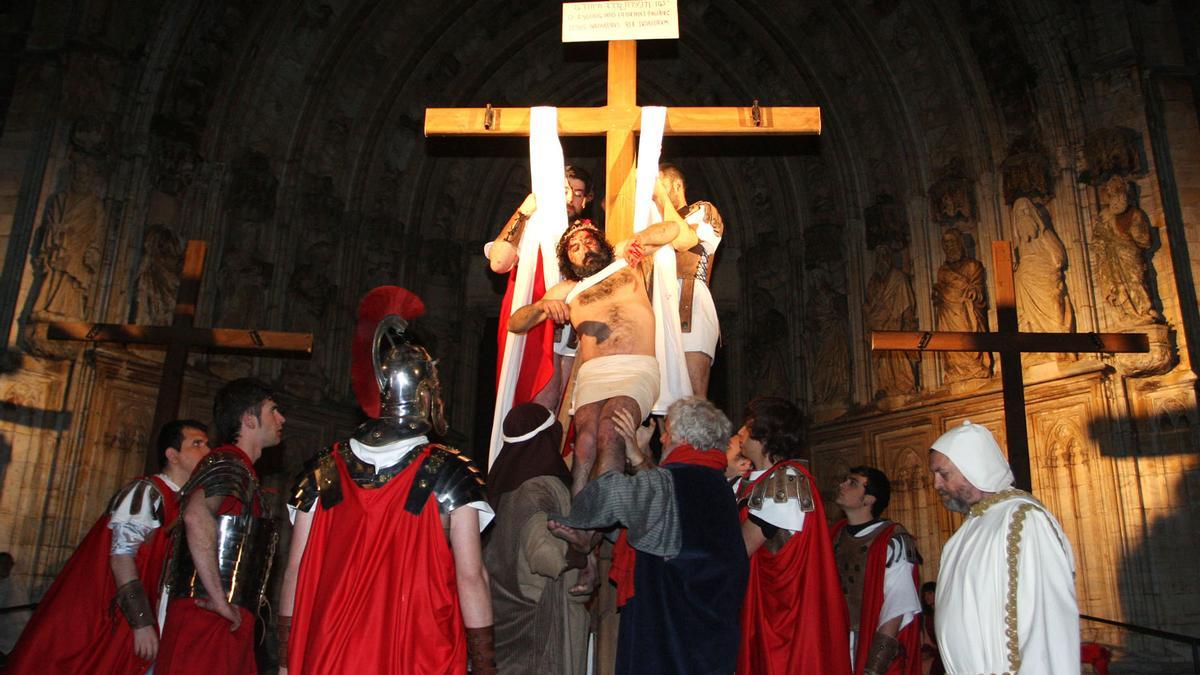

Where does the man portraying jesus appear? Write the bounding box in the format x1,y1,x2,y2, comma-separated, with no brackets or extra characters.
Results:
508,183,695,494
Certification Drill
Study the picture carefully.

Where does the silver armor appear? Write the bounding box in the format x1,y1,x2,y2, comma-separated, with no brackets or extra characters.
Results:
165,513,278,611
164,450,278,612
354,315,448,447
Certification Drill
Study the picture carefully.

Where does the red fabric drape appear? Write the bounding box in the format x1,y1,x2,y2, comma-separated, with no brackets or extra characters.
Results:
736,460,852,675
830,520,922,675
287,445,466,675
496,254,555,404
7,477,179,675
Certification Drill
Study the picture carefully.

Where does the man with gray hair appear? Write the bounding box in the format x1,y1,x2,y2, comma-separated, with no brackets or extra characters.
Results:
548,397,748,674
929,420,1079,675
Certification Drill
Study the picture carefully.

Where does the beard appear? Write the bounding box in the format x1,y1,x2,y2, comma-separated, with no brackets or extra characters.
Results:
571,249,611,279
937,489,972,513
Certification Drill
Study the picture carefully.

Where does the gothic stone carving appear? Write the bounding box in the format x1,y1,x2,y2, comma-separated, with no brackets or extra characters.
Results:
864,246,918,398
928,159,975,226
1011,198,1074,365
33,161,105,321
933,228,992,386
1002,136,1053,204
135,225,183,325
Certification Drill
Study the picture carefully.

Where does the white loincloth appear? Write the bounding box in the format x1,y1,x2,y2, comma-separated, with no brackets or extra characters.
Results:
679,280,720,358
571,354,660,420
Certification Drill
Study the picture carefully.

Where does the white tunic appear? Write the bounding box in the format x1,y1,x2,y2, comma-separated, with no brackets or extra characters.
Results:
935,490,1079,675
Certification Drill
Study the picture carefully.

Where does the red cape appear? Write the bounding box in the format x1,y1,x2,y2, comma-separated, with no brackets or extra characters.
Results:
736,461,851,675
288,445,466,674
6,476,179,675
155,447,261,675
831,520,922,675
496,253,555,403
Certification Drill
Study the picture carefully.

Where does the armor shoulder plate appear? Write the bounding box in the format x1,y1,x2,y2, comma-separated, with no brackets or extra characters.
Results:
107,477,165,522
885,525,923,567
747,463,815,513
184,451,256,506
404,444,487,517
290,445,344,513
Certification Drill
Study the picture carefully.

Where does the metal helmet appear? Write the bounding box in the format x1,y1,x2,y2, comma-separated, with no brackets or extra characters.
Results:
372,315,447,437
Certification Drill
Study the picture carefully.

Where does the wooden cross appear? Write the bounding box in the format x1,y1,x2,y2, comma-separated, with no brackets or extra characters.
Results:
871,241,1148,491
424,40,821,242
45,240,313,473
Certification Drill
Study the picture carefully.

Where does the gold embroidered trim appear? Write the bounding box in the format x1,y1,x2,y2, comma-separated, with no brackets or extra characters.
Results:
968,488,1026,517
1003,502,1036,674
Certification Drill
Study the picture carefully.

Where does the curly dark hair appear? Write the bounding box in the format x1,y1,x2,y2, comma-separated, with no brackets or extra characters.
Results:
556,221,613,281
742,396,806,463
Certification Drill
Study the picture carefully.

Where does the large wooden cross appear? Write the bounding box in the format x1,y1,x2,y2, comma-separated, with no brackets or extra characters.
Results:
871,241,1148,491
425,40,821,242
45,240,313,473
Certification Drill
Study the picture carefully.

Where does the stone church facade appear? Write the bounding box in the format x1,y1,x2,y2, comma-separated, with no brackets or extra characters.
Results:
0,0,1196,667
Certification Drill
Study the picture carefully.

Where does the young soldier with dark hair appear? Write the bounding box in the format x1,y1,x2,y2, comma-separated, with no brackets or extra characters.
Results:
156,379,284,675
7,420,209,673
733,396,851,675
832,466,923,675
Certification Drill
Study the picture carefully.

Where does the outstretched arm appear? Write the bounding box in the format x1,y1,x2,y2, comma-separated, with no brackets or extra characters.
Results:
488,193,537,274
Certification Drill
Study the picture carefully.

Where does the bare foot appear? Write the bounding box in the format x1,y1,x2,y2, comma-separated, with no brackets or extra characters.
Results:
569,552,598,595
547,520,593,552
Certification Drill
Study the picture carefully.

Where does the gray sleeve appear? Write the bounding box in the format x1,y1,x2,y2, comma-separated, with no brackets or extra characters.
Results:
551,468,681,558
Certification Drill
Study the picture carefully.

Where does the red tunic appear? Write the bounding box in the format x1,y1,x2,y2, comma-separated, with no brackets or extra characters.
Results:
736,461,852,675
831,520,923,675
496,253,555,403
155,446,261,675
6,475,179,675
288,445,466,674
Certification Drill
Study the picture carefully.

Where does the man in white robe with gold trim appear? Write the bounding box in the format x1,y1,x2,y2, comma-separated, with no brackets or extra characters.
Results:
929,421,1080,675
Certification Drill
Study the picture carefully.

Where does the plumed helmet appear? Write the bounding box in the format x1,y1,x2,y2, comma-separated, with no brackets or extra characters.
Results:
373,315,447,437
351,286,425,418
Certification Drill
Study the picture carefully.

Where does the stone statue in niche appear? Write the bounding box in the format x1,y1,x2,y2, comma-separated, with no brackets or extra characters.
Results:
746,300,790,401
1011,198,1074,364
933,228,992,385
135,225,183,325
1091,176,1162,328
806,263,851,411
33,161,105,320
928,159,975,226
864,246,918,398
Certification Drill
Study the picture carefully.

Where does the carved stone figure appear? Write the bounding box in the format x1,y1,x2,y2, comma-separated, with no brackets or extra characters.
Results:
34,162,105,320
1012,198,1074,364
1090,177,1162,328
928,159,975,226
806,264,850,408
933,228,992,384
864,247,917,397
135,225,183,325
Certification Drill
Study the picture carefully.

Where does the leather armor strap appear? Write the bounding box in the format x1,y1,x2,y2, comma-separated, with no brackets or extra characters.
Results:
276,614,292,668
465,625,498,675
113,578,155,629
863,631,901,675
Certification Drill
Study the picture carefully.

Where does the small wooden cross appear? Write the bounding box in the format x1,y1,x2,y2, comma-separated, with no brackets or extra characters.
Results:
45,240,313,472
425,40,821,243
871,241,1148,491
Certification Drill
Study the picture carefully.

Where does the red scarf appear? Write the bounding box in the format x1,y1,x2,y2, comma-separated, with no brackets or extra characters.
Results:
610,444,727,606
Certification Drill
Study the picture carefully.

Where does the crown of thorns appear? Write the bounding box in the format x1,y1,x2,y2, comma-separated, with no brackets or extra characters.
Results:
559,218,600,243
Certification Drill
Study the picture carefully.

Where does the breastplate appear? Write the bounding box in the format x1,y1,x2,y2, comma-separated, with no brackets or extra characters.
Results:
166,513,279,611
834,524,887,631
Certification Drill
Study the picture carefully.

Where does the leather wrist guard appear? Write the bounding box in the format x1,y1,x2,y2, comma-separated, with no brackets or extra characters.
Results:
114,579,155,629
502,210,528,244
277,614,292,668
864,631,902,675
465,625,498,675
